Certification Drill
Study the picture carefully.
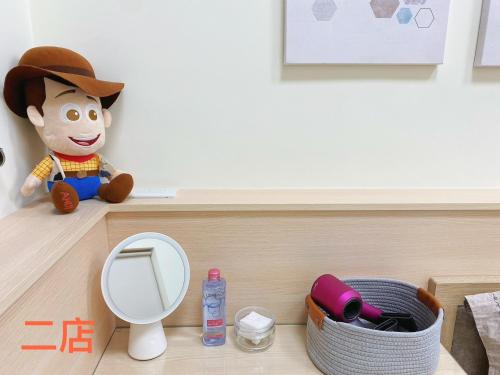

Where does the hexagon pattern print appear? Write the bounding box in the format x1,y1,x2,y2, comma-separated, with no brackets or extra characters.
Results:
370,0,400,18
312,0,337,21
397,8,413,24
285,0,451,64
415,8,435,28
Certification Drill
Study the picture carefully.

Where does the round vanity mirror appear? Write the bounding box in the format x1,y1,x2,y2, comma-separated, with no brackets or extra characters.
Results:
101,232,190,360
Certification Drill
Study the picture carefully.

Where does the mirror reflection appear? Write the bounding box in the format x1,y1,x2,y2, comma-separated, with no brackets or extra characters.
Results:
107,237,186,320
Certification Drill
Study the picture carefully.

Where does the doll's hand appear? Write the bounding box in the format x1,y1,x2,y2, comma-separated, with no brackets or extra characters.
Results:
21,174,42,197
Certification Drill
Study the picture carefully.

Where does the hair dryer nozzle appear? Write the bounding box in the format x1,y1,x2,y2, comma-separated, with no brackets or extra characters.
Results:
311,274,383,323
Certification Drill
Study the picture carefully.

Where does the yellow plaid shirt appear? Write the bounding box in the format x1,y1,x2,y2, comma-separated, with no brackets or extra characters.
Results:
32,154,101,180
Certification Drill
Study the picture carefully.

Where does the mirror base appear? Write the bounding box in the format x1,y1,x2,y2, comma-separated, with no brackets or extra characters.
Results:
128,321,167,360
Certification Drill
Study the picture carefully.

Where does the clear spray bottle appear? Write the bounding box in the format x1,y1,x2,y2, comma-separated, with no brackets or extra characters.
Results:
202,268,226,346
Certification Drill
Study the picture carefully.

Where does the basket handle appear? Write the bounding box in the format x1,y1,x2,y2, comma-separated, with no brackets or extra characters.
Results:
417,288,442,317
305,294,325,330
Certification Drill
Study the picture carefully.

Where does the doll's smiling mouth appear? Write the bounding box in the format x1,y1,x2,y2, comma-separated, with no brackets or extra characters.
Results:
69,134,101,147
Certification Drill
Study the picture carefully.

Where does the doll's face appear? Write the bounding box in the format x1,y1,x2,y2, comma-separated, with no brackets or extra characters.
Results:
27,78,111,156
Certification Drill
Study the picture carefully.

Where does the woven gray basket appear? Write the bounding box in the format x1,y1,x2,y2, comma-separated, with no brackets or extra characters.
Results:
306,278,444,375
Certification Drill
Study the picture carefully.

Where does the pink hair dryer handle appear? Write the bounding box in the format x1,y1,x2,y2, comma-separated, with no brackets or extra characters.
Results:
360,302,383,321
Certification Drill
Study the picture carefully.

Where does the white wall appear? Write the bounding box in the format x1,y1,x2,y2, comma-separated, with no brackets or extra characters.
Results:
25,0,500,189
0,0,45,219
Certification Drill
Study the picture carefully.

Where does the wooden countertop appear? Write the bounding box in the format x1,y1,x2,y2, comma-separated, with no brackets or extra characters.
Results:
114,188,500,212
0,198,107,317
3,188,500,316
94,325,466,375
0,190,475,373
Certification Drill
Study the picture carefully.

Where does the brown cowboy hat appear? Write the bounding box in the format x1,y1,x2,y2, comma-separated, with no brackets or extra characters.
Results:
3,46,124,118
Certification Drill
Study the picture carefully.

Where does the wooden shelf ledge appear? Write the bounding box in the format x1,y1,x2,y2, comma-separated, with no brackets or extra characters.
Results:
94,325,465,374
113,188,500,212
3,188,500,317
0,198,107,317
0,190,479,373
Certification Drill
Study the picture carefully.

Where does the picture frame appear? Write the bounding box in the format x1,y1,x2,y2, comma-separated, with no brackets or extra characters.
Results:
475,0,500,67
285,0,452,65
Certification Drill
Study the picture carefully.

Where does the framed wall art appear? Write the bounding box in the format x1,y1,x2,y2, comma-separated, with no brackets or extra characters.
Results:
285,0,452,65
475,0,500,67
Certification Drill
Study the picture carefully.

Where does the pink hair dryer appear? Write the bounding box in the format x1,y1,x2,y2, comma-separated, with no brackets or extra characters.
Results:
310,274,383,323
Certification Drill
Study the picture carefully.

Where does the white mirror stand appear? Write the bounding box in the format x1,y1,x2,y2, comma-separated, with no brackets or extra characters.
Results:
128,321,167,360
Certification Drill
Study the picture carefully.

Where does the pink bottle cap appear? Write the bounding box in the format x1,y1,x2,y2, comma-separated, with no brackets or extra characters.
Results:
208,268,221,281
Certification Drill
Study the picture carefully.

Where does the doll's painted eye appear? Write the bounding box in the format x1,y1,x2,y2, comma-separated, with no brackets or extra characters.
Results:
85,104,101,122
88,109,98,121
60,103,82,124
66,109,80,121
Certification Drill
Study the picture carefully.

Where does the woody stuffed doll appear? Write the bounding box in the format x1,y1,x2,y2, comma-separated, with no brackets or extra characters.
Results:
3,46,133,213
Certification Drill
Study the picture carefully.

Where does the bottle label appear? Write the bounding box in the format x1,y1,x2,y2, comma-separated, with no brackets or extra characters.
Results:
207,319,224,327
206,333,225,339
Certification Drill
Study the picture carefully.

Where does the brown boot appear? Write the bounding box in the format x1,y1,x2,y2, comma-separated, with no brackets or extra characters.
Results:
51,182,79,213
99,173,134,203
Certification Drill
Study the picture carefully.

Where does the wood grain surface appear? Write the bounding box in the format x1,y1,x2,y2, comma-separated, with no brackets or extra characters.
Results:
95,326,466,375
0,219,114,375
429,275,500,350
107,210,500,327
